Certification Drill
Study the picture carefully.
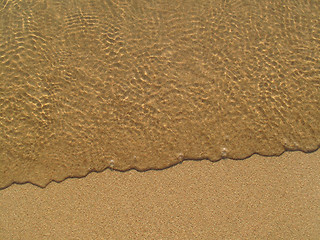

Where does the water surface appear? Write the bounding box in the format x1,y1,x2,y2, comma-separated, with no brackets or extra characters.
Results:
0,0,319,188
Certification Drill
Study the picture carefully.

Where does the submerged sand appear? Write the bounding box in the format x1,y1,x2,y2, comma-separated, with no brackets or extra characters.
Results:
0,0,319,188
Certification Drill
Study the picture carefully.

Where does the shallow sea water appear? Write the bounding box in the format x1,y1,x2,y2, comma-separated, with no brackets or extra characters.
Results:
0,0,319,188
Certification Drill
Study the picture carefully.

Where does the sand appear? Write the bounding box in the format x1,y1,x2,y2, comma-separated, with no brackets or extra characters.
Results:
1,150,319,239
1,1,319,238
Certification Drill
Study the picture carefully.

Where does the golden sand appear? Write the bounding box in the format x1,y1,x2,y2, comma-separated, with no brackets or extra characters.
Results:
0,150,319,239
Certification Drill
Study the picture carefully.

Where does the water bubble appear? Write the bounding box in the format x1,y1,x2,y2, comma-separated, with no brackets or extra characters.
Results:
221,147,228,158
110,159,114,170
177,153,184,161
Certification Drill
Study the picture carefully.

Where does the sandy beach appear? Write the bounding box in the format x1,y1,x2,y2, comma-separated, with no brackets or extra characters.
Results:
0,1,319,239
1,150,319,239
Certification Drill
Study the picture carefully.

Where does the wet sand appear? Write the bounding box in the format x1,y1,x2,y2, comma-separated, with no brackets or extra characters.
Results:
1,150,319,239
1,0,319,188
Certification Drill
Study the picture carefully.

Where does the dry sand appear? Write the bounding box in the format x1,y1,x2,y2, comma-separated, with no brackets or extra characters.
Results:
1,150,319,239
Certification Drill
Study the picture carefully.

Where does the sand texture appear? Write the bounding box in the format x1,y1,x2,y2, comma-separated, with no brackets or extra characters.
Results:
0,0,319,188
1,150,319,239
